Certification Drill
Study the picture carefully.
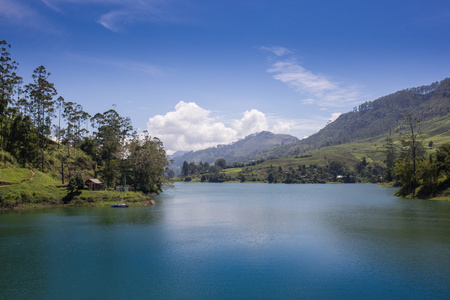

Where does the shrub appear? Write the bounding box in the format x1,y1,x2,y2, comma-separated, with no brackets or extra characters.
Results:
68,172,84,192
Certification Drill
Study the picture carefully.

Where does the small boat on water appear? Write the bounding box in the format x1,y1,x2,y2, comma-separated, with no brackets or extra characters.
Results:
110,203,129,208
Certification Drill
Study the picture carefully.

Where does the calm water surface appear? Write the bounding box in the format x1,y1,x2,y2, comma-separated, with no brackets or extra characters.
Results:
1,183,449,299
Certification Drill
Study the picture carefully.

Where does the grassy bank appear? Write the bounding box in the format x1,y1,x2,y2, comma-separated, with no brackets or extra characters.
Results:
0,169,155,209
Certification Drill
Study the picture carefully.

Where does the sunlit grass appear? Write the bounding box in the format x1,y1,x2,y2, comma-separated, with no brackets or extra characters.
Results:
0,168,31,184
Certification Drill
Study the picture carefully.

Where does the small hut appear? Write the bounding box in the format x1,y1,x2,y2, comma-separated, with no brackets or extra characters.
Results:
85,178,105,191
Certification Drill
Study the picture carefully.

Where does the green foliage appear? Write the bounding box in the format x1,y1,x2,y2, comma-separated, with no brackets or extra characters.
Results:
383,136,396,182
91,109,133,188
0,40,22,151
68,172,84,192
215,158,227,169
395,143,450,198
127,135,170,194
5,114,38,166
25,65,58,171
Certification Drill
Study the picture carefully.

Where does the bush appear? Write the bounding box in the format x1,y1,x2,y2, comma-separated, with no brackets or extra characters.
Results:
68,172,84,192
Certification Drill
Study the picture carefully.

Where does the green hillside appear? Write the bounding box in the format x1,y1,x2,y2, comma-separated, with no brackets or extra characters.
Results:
286,78,450,154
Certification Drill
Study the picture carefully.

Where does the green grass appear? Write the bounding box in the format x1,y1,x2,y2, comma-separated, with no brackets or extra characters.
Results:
0,168,31,184
223,167,243,175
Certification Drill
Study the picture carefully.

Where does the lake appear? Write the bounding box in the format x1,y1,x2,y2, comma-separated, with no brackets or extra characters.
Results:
1,183,449,299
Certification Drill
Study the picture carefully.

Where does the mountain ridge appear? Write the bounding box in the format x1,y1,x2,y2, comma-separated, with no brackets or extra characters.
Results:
170,131,299,172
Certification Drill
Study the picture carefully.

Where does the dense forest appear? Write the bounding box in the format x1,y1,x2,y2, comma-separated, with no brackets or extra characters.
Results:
0,40,170,195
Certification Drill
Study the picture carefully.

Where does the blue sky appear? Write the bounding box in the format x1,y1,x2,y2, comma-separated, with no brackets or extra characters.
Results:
1,0,449,153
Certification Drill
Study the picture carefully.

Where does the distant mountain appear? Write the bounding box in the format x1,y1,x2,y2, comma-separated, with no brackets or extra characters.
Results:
255,78,450,159
170,131,299,172
169,151,189,158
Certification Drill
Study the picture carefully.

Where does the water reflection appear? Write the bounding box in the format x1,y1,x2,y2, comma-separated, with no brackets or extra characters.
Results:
1,183,449,299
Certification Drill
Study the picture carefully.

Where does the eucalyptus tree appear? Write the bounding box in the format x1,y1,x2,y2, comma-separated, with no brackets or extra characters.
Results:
395,115,425,196
25,65,57,170
91,109,133,188
55,96,65,147
0,40,22,150
383,136,396,182
128,135,170,194
63,101,91,156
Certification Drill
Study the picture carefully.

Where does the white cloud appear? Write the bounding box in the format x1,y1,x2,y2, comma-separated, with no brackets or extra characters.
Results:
147,101,237,153
147,101,296,154
42,0,178,32
267,59,364,108
0,0,32,20
232,109,269,137
0,0,57,32
259,46,294,57
272,120,295,134
329,112,341,123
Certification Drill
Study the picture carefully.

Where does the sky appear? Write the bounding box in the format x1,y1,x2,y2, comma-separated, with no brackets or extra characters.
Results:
1,0,450,154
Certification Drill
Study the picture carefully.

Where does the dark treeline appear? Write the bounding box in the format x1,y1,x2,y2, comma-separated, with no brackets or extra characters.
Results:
180,156,384,184
0,40,169,194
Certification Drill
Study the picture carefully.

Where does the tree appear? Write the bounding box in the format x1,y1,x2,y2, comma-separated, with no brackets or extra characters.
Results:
55,96,65,147
67,172,84,192
435,143,450,177
6,113,37,166
215,158,227,169
128,135,170,194
0,40,22,150
328,160,345,177
91,109,133,188
62,101,91,156
25,65,57,171
383,136,396,182
182,161,189,176
396,115,424,196
268,172,275,183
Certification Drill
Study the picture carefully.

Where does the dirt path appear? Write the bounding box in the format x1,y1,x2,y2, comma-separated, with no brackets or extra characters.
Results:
0,170,35,187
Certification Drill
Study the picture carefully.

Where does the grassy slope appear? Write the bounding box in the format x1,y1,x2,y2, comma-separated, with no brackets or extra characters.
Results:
0,169,154,208
0,168,31,184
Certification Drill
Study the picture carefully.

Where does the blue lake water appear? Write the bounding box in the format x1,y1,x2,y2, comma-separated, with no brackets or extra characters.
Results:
1,183,449,299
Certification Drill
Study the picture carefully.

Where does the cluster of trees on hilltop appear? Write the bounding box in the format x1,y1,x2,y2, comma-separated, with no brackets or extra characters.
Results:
0,40,169,194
